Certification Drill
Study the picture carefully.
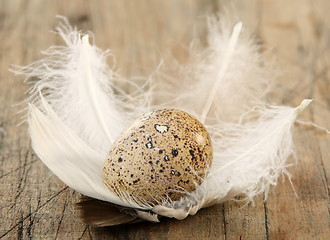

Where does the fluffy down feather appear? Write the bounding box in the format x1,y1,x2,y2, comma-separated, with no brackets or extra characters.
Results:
14,15,311,225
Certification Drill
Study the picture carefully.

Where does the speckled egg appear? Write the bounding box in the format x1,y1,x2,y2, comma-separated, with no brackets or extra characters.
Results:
102,109,213,204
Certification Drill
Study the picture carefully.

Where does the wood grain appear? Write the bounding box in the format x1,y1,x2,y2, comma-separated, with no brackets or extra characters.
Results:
0,0,329,239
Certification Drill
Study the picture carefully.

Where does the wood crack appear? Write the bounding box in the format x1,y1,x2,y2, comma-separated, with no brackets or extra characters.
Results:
263,200,270,240
26,203,34,240
0,187,68,239
0,159,38,180
54,197,68,239
5,149,32,214
16,213,23,240
222,204,227,240
78,226,89,240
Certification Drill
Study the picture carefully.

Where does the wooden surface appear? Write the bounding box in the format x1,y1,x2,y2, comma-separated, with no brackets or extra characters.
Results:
0,0,329,239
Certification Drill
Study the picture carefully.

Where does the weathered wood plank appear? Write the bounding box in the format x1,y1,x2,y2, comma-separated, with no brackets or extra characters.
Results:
0,0,329,239
213,2,270,239
259,0,330,239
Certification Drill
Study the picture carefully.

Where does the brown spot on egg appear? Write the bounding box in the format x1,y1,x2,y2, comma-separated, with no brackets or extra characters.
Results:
102,109,213,205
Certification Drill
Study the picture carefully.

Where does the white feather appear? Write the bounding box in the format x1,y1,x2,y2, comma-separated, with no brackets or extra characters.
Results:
14,18,132,153
200,21,243,122
175,15,272,123
28,93,150,209
152,100,312,219
15,15,312,223
150,16,311,219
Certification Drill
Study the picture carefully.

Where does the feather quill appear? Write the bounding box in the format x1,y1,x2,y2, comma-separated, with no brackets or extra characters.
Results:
28,94,149,209
15,14,312,225
149,16,311,218
14,18,132,153
152,100,311,220
15,19,151,209
175,15,272,123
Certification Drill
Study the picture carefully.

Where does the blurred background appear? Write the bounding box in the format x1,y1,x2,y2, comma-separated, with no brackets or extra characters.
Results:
0,0,329,239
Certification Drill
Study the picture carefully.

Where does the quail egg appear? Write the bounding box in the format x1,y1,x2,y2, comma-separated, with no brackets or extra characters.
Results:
102,109,213,204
